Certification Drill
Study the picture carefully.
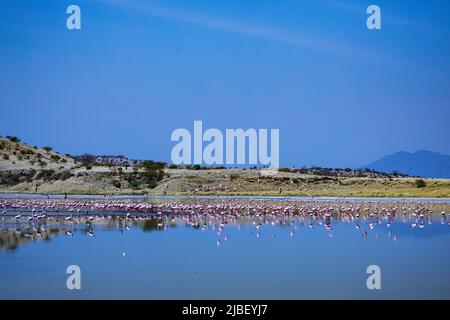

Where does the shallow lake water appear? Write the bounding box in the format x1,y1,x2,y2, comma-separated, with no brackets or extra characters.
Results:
1,206,450,300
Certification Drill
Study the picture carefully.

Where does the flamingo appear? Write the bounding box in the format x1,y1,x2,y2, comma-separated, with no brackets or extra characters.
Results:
86,226,95,237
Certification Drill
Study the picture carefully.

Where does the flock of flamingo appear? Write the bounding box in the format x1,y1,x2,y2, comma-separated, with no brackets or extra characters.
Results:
0,198,448,245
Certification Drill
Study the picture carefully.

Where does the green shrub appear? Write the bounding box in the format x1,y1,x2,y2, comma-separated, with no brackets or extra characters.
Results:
415,179,426,188
6,136,20,143
128,180,141,190
36,169,56,180
59,170,74,180
38,160,47,167
123,160,166,190
230,173,240,180
0,169,36,186
36,169,73,181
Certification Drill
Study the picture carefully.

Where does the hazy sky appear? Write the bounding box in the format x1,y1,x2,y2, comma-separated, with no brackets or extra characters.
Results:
1,0,449,168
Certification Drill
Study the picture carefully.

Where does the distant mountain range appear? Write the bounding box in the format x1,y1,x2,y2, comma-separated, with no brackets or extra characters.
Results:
362,150,450,179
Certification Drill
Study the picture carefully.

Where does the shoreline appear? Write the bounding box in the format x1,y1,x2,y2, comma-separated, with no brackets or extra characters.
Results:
1,191,450,201
1,192,450,204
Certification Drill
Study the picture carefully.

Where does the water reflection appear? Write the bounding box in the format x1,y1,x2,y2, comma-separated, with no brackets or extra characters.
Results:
2,206,450,250
0,225,64,250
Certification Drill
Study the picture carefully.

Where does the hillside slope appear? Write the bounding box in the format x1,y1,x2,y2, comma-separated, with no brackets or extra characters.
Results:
1,137,450,197
0,137,76,170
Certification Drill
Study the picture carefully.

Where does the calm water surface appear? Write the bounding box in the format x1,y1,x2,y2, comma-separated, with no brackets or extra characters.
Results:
1,209,450,299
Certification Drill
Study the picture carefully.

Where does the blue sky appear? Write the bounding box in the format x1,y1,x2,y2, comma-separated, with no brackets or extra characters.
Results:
1,0,449,168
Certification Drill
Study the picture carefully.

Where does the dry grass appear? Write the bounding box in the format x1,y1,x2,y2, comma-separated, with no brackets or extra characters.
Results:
1,166,448,197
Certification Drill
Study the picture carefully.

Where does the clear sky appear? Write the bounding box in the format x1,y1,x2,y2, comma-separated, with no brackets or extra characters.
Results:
1,0,449,168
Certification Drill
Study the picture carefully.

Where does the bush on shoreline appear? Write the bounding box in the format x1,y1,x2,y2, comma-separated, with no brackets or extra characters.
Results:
415,179,427,188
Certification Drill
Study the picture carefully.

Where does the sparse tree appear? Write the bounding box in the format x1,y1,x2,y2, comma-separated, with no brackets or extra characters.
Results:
43,146,53,153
